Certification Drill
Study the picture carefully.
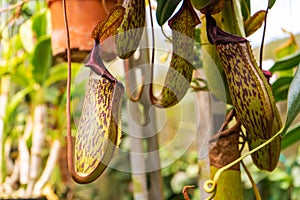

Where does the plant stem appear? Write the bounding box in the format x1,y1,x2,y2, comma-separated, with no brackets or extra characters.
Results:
126,47,149,200
28,105,47,195
126,9,163,197
19,137,30,186
33,139,61,196
4,139,13,175
63,0,75,182
145,1,163,197
4,157,20,192
241,161,262,200
0,76,10,183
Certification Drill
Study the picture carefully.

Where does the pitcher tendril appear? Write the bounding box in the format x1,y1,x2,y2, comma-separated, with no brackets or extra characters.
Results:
150,0,200,108
203,127,284,200
65,5,125,184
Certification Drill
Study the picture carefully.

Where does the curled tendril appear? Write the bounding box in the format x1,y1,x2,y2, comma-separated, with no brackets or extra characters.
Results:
203,126,284,199
203,180,216,194
160,26,172,43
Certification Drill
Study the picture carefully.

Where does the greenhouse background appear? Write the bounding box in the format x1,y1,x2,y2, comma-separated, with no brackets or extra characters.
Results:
1,0,300,199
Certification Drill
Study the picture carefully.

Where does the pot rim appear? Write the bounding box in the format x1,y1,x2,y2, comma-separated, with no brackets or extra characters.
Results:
47,0,119,6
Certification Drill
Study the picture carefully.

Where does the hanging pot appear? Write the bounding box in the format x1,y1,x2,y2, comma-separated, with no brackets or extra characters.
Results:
47,0,118,62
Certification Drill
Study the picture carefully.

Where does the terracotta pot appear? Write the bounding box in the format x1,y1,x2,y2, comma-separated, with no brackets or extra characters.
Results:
47,0,118,62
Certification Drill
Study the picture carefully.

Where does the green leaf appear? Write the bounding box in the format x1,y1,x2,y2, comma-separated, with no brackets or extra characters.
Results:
282,64,300,136
190,0,219,11
44,62,81,87
270,51,300,72
268,0,276,9
268,168,290,181
281,123,300,149
222,0,246,37
32,9,49,38
5,85,35,121
31,36,52,85
241,0,251,20
272,76,293,102
12,70,31,87
274,31,298,59
156,0,182,26
195,28,201,43
45,86,59,104
4,34,23,61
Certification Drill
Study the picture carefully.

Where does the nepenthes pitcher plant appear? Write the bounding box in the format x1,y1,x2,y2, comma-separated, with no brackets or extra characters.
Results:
63,0,283,190
64,0,201,184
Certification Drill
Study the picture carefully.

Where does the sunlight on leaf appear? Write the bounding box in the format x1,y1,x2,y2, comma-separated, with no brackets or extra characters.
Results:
19,20,34,53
